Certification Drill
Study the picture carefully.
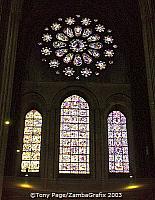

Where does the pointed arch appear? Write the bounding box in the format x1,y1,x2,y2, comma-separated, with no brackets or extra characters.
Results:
107,111,130,173
59,94,90,174
21,109,42,172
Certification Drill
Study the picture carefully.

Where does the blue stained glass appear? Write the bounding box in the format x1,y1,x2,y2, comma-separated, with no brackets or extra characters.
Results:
59,95,90,174
108,111,130,173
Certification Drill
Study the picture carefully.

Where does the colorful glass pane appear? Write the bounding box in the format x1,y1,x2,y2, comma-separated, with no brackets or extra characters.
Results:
108,111,129,173
59,95,90,174
39,15,118,79
21,110,42,172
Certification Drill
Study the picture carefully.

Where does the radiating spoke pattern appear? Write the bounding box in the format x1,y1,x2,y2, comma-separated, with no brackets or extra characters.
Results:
21,110,42,172
59,95,90,174
108,111,129,173
38,15,118,79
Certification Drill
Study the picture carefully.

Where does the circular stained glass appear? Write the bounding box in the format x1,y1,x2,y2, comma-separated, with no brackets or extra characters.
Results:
38,15,118,79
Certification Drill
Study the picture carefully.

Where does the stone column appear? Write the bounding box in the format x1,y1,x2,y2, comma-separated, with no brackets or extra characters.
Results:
138,0,155,157
0,0,23,198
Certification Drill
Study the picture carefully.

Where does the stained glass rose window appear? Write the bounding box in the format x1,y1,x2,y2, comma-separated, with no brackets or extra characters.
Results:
38,15,118,79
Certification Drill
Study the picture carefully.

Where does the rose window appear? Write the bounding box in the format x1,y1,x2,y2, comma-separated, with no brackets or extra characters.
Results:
38,15,118,79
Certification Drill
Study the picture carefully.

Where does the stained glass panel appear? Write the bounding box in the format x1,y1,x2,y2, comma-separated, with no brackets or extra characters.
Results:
21,110,42,172
38,15,118,79
108,111,129,173
59,95,90,174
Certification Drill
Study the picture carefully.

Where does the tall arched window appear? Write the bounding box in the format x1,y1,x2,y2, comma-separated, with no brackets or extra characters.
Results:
59,94,90,174
107,111,129,173
21,110,42,172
